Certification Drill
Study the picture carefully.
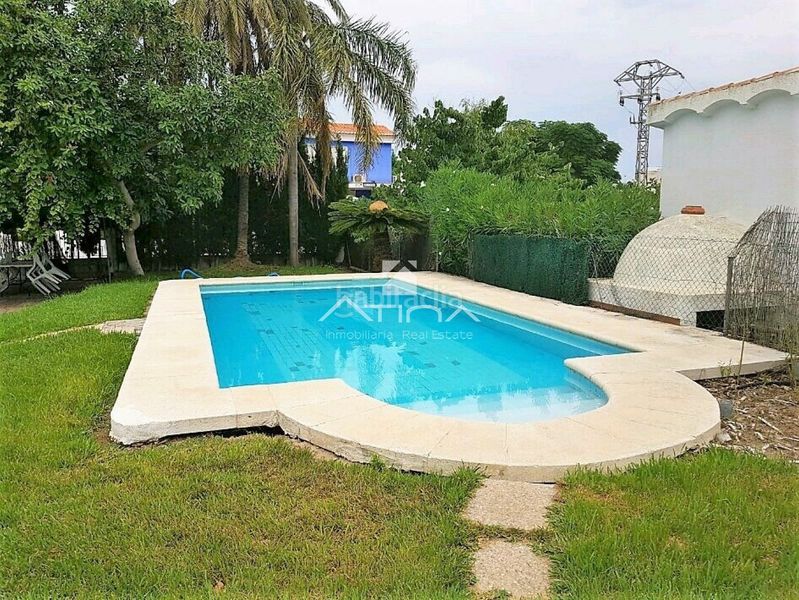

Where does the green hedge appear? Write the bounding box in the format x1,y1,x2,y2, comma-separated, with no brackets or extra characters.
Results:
472,234,590,305
407,166,659,276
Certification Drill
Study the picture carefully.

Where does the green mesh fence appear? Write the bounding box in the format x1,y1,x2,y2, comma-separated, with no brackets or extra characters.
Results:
472,234,590,305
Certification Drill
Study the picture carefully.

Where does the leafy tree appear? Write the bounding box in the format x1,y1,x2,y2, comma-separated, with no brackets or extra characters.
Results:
394,97,506,190
0,0,286,274
328,198,426,271
174,0,310,262
394,96,622,189
521,120,622,183
176,1,416,268
482,120,567,182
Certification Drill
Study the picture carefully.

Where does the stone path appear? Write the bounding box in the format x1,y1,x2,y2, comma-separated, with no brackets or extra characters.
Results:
465,479,557,531
98,318,146,335
465,479,557,599
473,539,550,599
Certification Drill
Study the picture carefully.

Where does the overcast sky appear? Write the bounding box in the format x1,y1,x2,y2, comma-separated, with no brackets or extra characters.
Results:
330,0,799,180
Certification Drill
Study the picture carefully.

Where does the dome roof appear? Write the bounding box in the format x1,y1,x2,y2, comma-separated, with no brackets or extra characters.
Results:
612,214,747,294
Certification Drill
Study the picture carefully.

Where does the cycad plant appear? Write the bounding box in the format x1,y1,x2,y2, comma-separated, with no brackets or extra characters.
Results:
329,198,427,271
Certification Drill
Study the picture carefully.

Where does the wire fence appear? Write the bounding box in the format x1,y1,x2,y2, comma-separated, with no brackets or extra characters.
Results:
725,206,799,354
588,235,742,331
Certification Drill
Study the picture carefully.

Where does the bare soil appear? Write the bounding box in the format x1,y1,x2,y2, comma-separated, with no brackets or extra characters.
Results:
0,280,89,313
0,294,43,313
701,366,799,462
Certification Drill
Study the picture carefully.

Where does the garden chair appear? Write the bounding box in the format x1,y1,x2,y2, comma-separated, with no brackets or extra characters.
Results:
26,252,70,295
41,253,70,282
26,262,59,295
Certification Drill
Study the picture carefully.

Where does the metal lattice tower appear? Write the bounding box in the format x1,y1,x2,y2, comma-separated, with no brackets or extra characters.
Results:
615,60,683,183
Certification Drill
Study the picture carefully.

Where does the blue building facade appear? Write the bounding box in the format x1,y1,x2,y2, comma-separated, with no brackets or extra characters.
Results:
306,123,395,197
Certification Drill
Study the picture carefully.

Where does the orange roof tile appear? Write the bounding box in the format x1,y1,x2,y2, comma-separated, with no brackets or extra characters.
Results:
329,122,394,137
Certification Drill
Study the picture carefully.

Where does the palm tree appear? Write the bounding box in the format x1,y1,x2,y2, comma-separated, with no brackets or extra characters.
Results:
174,0,313,262
269,7,417,266
328,198,426,272
176,1,416,267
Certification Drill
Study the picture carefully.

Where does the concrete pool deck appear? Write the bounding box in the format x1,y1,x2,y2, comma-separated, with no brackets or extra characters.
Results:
110,272,786,481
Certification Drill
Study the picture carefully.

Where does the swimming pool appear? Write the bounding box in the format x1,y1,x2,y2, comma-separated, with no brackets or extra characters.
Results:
201,279,627,423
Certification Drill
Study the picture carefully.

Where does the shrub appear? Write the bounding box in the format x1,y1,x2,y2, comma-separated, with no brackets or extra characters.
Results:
412,166,659,275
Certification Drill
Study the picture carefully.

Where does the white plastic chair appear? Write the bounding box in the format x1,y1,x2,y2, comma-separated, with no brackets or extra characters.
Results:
26,252,70,295
26,263,58,294
42,253,70,282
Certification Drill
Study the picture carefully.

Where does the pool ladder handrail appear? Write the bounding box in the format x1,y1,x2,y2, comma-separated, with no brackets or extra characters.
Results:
180,268,203,279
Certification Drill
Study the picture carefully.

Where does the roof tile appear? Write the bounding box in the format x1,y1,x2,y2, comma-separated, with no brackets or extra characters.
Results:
329,122,394,137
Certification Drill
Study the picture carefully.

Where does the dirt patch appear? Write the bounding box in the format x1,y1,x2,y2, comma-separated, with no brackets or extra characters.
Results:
0,280,90,313
701,366,799,462
0,294,43,313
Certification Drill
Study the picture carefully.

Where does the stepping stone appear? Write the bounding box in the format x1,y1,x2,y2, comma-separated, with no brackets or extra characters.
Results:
98,318,146,336
465,479,557,531
473,539,550,598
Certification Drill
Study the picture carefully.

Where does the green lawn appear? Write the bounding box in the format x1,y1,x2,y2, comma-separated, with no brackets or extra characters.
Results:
0,279,157,343
1,270,798,597
0,263,342,344
0,323,480,597
550,452,799,599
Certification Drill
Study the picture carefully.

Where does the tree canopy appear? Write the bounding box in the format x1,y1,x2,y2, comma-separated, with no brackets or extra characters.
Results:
0,0,287,272
176,0,417,267
394,96,622,189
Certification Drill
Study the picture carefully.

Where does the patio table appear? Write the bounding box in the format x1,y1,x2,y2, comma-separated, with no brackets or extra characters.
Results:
0,261,33,295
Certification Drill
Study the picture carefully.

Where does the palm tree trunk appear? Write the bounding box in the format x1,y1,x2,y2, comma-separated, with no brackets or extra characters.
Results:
371,228,391,272
116,180,144,276
288,139,300,267
235,168,250,260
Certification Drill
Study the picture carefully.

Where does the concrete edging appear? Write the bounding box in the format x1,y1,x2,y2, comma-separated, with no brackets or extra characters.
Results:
110,272,785,481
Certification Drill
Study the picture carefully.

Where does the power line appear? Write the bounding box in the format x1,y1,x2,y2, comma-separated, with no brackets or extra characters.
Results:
615,59,684,184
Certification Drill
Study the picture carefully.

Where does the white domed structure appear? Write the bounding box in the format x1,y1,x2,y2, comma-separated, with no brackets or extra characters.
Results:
590,211,747,326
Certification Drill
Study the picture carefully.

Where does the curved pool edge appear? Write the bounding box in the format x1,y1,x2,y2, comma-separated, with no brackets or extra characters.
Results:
110,371,720,481
110,272,785,482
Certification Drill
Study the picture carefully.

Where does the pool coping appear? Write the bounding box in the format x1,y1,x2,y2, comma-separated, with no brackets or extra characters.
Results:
110,272,786,482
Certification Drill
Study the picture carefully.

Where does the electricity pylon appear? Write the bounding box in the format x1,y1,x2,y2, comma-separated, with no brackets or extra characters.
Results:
615,60,683,183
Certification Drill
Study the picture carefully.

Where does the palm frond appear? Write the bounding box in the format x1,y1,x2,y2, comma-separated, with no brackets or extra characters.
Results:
321,0,349,22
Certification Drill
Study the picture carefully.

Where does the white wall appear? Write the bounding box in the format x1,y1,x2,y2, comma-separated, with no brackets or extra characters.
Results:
658,93,799,226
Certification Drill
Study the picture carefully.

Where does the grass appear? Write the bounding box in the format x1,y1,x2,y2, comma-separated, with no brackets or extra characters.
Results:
201,262,344,278
0,279,158,343
2,267,798,597
0,263,341,344
549,451,799,599
0,329,481,597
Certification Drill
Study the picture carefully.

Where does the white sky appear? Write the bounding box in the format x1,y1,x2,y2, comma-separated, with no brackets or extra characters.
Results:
330,0,799,180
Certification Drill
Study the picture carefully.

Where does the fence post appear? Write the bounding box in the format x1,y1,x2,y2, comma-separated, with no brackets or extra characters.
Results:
723,255,734,336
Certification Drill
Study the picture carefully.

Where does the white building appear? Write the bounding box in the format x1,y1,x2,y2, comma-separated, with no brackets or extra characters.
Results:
648,67,799,226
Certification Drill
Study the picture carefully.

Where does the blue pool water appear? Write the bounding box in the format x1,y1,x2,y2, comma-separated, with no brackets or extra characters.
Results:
201,280,628,423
